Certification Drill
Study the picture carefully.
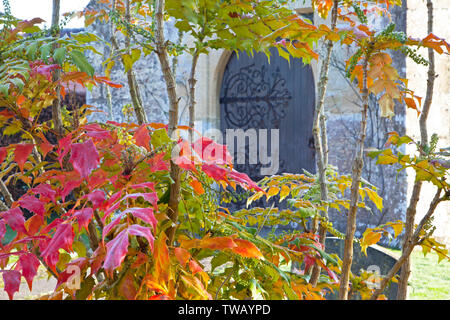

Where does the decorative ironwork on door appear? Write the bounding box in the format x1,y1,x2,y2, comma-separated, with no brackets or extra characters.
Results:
219,48,316,211
220,64,292,130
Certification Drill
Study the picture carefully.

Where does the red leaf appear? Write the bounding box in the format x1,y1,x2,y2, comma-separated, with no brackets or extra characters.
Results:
41,223,74,271
37,132,53,159
326,268,339,283
2,207,27,235
55,258,88,289
73,208,94,231
40,218,63,234
2,270,21,300
201,163,228,182
0,219,6,243
134,125,151,151
57,134,72,168
228,169,263,192
18,253,40,290
0,147,7,164
102,215,122,241
146,152,169,172
69,139,100,178
175,155,198,172
32,184,56,203
14,144,33,172
128,224,154,252
121,193,158,209
103,229,129,277
104,225,155,276
83,123,112,140
231,239,264,259
193,137,232,165
59,179,82,202
18,195,45,216
303,254,316,273
129,182,155,191
85,190,105,209
122,207,157,231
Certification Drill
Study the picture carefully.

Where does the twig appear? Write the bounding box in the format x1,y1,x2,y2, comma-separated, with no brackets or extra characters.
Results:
0,180,14,207
370,188,446,300
215,268,234,300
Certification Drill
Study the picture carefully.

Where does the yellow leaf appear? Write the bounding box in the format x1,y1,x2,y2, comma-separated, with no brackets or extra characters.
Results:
279,184,290,201
386,221,403,238
379,94,395,119
365,188,383,211
266,187,280,201
361,229,382,256
247,191,264,207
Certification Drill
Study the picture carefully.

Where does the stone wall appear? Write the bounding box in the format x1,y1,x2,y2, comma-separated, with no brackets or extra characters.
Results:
85,1,192,125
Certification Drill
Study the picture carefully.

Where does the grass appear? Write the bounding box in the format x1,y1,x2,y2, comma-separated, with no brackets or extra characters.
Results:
387,248,450,300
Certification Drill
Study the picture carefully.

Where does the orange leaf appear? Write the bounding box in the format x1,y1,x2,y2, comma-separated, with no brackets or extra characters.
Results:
231,239,264,259
154,233,171,282
181,236,237,251
404,97,420,115
189,259,203,275
174,247,190,266
189,178,205,195
16,95,26,106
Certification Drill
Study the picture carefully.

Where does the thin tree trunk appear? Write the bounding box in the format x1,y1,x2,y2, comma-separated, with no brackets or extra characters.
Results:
339,58,369,300
155,0,181,245
51,0,63,137
397,0,435,300
125,0,148,125
397,181,422,298
105,0,118,122
188,51,200,142
371,188,446,300
309,0,338,286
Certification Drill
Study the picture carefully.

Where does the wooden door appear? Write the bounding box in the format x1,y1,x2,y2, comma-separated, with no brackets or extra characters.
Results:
220,48,316,184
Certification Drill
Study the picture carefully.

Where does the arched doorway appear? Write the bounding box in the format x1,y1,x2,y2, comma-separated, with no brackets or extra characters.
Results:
220,47,316,183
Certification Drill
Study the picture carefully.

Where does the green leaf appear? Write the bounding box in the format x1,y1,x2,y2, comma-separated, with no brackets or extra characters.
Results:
211,252,230,273
26,41,38,59
75,276,96,300
121,54,133,73
39,43,52,60
0,84,9,96
9,78,24,91
53,47,66,65
73,240,87,257
151,128,171,148
69,50,95,77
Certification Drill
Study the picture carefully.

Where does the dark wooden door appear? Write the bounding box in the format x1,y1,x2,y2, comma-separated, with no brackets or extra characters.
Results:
220,48,316,184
